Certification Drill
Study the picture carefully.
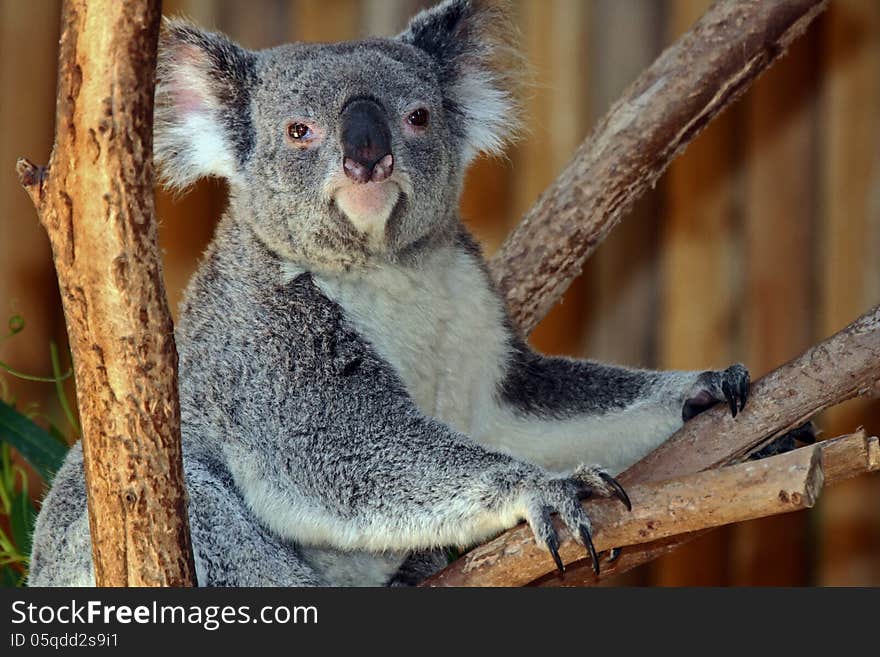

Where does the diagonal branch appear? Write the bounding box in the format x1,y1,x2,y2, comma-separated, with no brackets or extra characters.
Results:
545,304,879,586
423,431,879,587
490,0,828,335
544,306,880,586
540,428,880,588
423,306,880,587
621,305,880,485
420,0,880,587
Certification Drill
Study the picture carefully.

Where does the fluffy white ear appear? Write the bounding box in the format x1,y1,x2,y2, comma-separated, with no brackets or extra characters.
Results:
154,19,257,190
398,0,523,163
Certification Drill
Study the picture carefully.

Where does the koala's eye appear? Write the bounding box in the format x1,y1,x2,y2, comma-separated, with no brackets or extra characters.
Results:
406,108,429,128
287,122,312,140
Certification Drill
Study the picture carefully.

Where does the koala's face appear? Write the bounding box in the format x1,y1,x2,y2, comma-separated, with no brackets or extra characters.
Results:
245,41,454,263
155,0,519,269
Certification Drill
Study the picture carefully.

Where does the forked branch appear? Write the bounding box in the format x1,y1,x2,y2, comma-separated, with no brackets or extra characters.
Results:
621,305,880,485
421,0,880,587
423,432,879,587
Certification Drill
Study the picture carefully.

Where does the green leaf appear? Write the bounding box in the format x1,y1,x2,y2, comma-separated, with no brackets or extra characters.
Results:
0,564,21,587
0,400,68,481
10,490,36,558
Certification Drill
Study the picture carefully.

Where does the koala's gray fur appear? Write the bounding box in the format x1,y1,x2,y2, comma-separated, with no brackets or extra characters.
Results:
28,0,750,587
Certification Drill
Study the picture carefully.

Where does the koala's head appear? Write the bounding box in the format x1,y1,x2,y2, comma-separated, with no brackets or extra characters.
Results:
155,0,520,269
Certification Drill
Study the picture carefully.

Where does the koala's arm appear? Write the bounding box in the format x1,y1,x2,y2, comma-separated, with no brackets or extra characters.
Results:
473,338,749,475
225,335,626,559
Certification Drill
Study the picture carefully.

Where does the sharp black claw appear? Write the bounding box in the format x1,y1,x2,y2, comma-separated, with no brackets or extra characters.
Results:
739,373,749,412
549,543,565,575
723,379,737,417
580,526,600,576
546,532,564,575
599,471,632,511
607,547,621,563
789,421,817,444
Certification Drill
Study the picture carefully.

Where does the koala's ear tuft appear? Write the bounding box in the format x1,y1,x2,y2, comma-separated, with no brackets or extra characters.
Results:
398,0,524,163
154,19,257,190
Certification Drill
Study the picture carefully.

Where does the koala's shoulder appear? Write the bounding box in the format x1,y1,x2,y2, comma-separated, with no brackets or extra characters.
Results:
257,272,382,377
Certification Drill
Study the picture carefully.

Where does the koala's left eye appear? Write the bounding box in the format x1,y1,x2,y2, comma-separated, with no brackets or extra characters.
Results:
406,108,429,128
287,122,312,140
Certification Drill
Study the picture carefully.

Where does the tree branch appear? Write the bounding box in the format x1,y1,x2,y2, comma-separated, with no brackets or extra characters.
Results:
423,431,879,587
422,0,880,588
437,307,880,586
16,0,195,586
532,306,880,586
536,429,880,587
490,0,828,334
620,305,880,485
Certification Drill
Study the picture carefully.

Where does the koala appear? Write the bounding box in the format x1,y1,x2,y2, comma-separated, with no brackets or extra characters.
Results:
29,0,753,587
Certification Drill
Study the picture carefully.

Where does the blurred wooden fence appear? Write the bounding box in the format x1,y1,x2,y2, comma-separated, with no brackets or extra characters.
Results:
1,0,877,585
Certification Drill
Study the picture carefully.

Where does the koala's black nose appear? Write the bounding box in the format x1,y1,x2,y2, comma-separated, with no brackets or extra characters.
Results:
340,98,394,184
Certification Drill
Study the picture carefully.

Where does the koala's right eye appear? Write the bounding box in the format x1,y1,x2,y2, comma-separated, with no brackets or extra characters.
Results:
287,123,311,140
284,119,324,149
405,108,429,129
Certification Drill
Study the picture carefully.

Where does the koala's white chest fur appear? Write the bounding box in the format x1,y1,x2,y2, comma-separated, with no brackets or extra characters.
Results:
304,247,509,435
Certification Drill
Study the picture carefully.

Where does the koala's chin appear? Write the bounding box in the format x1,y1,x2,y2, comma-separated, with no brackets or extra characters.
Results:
334,180,401,248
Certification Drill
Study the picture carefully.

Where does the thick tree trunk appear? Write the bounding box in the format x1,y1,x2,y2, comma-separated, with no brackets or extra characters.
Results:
16,0,195,587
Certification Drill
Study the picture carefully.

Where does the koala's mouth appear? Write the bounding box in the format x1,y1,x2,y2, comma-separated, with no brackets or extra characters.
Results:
332,181,401,241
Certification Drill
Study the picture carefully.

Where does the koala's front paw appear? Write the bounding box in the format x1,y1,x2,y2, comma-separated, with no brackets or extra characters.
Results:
522,465,630,577
749,421,818,460
682,364,750,421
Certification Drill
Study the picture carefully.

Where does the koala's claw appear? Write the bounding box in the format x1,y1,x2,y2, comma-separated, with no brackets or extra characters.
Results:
684,364,750,421
572,465,632,511
526,466,630,577
607,547,622,564
722,364,749,417
721,378,737,417
580,525,601,575
546,533,565,575
750,421,818,460
598,471,632,511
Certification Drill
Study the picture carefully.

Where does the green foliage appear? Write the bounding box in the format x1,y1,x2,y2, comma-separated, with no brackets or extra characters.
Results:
0,443,36,586
0,315,75,587
0,402,68,483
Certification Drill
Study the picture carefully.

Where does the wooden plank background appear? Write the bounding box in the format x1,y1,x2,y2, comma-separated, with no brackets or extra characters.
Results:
0,0,877,586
